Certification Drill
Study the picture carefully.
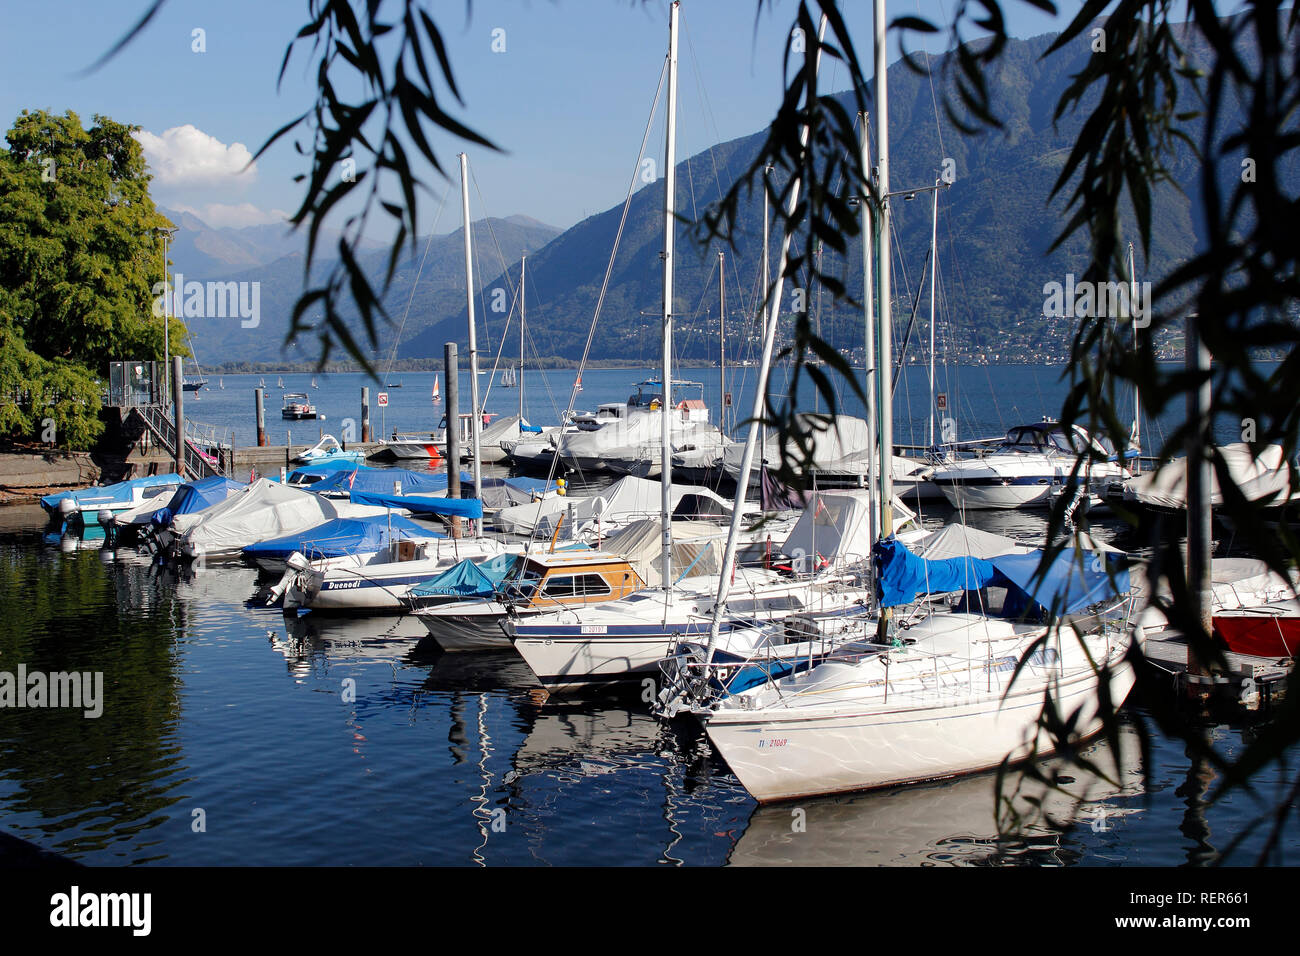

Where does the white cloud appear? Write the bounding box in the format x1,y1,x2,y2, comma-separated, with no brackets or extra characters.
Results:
134,125,256,187
172,202,291,230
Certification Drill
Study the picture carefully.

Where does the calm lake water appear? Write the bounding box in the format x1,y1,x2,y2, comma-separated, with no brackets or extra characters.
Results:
184,363,1248,452
1,364,1294,866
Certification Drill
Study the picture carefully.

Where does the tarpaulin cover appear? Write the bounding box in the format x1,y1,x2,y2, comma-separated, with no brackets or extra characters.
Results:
408,552,517,599
990,549,1129,617
241,514,442,562
177,478,392,555
349,490,484,519
142,476,246,527
875,536,1128,615
874,536,998,608
286,460,362,483
305,466,463,495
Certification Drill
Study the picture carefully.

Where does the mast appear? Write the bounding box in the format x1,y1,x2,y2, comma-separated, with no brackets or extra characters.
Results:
760,165,771,483
927,179,939,449
659,0,679,591
719,250,726,433
1128,241,1141,473
459,152,484,510
874,0,895,641
860,113,878,559
702,12,828,663
514,256,520,421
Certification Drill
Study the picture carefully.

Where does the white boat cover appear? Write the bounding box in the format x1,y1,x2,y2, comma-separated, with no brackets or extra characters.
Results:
912,524,1035,560
1123,442,1292,509
722,415,874,477
780,490,917,568
598,518,723,587
177,478,392,556
494,476,731,537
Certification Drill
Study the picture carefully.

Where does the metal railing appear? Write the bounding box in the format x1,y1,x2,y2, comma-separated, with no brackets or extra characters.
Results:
131,405,226,479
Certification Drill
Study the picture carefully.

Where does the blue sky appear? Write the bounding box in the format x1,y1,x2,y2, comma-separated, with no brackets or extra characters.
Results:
0,0,1066,237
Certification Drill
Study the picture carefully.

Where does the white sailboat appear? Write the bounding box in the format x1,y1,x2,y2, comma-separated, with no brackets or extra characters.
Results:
689,1,1140,803
432,374,442,404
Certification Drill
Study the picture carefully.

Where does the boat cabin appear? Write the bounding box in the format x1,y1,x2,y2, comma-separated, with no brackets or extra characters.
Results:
998,420,1101,456
500,551,645,611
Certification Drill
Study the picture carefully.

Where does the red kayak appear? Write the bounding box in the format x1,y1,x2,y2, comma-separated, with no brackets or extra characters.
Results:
1213,602,1300,658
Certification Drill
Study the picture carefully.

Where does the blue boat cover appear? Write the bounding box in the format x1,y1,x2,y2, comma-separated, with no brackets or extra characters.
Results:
305,465,471,495
874,537,1127,615
990,549,1129,618
146,476,246,527
521,424,543,433
287,460,368,483
241,514,443,562
41,473,184,514
874,537,997,608
348,490,484,519
408,553,517,599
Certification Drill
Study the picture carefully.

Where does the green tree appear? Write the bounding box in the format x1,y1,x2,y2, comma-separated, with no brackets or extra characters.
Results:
0,108,178,447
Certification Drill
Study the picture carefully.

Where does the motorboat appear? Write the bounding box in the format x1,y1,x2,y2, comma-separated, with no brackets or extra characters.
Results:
929,419,1131,510
43,474,183,529
242,513,447,573
281,392,317,420
415,551,645,651
293,434,365,465
171,477,394,560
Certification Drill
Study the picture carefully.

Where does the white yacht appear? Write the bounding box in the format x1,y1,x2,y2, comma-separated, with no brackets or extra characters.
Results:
928,419,1131,510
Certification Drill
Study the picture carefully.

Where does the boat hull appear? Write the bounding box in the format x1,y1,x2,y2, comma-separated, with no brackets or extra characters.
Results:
1213,610,1300,658
704,656,1135,803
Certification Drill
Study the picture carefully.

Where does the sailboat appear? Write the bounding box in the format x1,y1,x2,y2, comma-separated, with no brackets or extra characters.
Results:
181,331,209,392
219,377,224,390
277,376,284,389
432,375,442,404
311,377,318,389
690,1,1141,803
501,366,517,388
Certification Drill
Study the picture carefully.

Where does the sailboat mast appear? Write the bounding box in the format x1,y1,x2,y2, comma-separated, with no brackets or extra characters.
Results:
719,250,726,433
860,113,878,559
702,12,828,662
514,256,520,421
874,0,895,639
1128,241,1141,473
927,179,939,448
660,0,679,590
459,152,484,508
760,167,771,477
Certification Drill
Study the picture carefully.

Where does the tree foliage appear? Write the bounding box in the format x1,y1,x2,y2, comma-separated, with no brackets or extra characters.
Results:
0,109,178,447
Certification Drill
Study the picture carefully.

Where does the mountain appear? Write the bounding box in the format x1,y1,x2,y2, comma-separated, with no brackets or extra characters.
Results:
179,21,1285,370
403,24,1278,366
178,215,561,368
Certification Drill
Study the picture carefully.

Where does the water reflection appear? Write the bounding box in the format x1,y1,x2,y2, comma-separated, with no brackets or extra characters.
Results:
729,724,1145,866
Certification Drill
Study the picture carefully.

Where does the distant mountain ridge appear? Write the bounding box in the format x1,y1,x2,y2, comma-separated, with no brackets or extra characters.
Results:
173,23,1284,370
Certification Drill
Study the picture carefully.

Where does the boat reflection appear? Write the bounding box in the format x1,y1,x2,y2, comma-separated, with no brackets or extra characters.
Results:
727,722,1145,866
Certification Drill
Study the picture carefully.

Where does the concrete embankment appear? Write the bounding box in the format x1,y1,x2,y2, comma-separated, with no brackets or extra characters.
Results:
0,451,99,503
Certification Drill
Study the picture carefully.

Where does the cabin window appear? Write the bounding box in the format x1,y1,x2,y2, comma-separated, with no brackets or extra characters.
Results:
541,573,614,599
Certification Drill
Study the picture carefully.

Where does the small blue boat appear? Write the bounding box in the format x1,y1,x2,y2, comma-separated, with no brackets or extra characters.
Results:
41,474,184,526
